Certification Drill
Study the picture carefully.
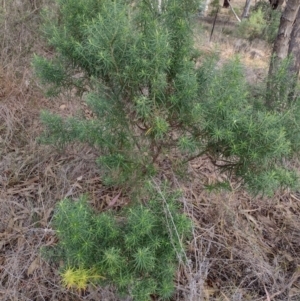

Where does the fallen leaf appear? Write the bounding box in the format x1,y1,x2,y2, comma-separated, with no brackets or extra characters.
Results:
27,257,40,276
107,192,121,208
17,236,26,249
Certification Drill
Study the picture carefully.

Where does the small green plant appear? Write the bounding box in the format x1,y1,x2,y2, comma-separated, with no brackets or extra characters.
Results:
237,9,266,41
237,1,280,43
47,189,192,300
263,10,281,44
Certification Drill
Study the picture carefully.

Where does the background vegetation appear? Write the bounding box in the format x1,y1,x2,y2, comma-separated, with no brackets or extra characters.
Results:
237,0,281,43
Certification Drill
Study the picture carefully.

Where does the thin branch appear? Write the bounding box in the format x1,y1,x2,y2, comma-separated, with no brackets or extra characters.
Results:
228,1,241,22
183,149,207,163
210,7,219,42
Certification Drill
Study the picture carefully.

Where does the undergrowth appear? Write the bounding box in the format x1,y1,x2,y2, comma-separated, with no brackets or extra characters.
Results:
237,1,281,43
45,187,192,301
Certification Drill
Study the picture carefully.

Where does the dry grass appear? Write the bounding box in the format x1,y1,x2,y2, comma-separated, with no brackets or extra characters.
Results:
179,157,300,301
193,13,271,85
1,1,300,301
0,2,123,299
0,72,123,300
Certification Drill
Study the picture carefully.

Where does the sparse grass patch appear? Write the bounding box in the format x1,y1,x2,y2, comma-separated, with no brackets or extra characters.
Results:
0,0,55,68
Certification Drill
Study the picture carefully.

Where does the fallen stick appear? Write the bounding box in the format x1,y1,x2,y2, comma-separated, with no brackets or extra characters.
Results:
228,1,241,22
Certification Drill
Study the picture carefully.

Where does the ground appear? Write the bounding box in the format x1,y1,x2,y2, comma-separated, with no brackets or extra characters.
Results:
0,1,300,300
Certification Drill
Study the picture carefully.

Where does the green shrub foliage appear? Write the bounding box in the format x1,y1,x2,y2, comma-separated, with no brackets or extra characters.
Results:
49,190,192,301
34,0,300,194
237,0,281,43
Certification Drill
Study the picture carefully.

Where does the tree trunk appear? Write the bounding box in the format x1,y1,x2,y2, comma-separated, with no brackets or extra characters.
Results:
242,0,252,19
267,0,300,108
288,8,300,78
287,7,300,101
223,0,230,8
269,0,285,10
271,0,299,65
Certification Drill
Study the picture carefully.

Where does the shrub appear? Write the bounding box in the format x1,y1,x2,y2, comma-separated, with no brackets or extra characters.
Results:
237,8,266,40
46,189,192,300
237,1,280,43
34,0,300,194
